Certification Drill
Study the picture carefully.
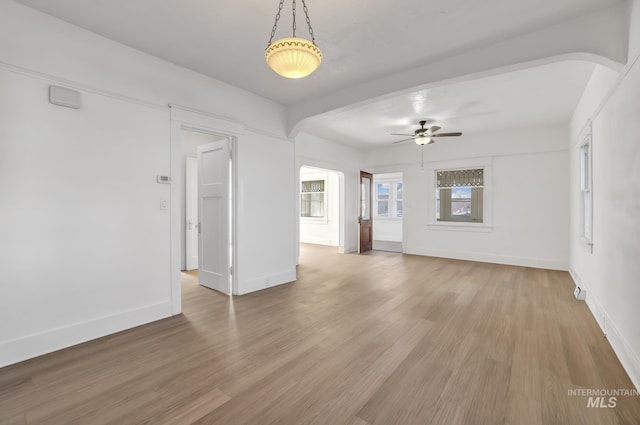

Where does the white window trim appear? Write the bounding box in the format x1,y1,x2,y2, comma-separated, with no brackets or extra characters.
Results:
300,174,329,224
426,158,493,232
373,177,403,220
577,122,594,252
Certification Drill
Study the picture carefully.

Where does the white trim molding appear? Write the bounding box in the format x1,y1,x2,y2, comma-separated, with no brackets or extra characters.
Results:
0,302,172,368
570,269,640,392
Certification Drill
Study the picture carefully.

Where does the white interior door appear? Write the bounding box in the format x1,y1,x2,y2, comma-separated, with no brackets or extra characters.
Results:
185,157,199,270
197,140,230,294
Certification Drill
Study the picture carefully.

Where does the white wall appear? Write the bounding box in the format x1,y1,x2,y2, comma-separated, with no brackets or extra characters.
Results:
299,168,340,246
0,2,296,366
295,132,364,254
365,125,570,270
0,68,172,367
373,172,403,243
235,132,296,295
569,0,640,390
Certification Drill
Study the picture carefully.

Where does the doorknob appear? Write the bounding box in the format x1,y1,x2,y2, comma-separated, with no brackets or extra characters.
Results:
187,219,193,230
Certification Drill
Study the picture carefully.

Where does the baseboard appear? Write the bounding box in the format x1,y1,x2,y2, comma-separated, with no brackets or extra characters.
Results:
403,246,568,271
0,301,173,368
237,268,297,295
569,269,640,392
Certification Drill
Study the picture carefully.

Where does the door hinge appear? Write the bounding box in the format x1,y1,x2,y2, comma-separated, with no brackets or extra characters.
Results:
197,222,201,234
229,266,233,275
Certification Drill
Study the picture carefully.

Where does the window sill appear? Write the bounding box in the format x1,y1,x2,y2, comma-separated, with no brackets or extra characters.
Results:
427,222,493,233
374,216,403,221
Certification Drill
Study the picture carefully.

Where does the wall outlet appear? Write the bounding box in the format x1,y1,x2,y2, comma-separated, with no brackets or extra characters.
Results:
264,278,270,287
574,286,587,300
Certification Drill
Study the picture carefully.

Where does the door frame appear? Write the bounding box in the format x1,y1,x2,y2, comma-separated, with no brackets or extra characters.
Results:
169,105,244,314
295,162,347,263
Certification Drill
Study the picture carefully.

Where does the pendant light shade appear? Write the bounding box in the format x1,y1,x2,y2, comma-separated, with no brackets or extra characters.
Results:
266,0,322,78
266,37,322,79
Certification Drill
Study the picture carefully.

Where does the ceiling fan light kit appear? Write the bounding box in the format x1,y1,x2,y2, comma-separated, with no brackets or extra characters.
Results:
415,134,433,145
266,0,322,79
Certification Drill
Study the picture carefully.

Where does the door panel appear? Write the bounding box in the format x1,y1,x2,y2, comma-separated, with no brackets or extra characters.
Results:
359,171,373,253
185,157,198,270
197,140,230,294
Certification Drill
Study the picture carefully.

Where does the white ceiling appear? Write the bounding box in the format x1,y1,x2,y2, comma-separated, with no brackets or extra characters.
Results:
302,61,595,150
14,0,619,148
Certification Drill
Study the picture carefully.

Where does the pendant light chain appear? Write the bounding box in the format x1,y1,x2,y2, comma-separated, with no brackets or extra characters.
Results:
301,0,317,45
268,0,317,47
268,0,285,47
292,0,297,37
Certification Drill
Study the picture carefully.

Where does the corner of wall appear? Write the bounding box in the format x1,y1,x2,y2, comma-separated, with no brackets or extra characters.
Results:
568,269,640,391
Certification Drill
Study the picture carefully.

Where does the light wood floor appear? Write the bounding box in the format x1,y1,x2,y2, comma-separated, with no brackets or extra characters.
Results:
1,244,639,425
372,240,403,253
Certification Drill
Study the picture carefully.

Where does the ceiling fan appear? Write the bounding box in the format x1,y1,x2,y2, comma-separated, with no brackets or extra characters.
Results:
392,120,462,145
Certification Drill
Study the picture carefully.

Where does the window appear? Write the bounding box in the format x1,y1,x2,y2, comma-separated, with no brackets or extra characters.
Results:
375,180,403,218
436,168,483,223
301,180,325,218
580,133,593,244
395,182,403,218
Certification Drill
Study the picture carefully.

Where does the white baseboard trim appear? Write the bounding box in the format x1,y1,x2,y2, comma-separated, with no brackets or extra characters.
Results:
403,246,568,271
569,269,640,392
0,301,173,368
238,268,297,295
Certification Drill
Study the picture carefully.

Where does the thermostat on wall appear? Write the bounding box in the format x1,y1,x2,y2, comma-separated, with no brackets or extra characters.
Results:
156,175,171,184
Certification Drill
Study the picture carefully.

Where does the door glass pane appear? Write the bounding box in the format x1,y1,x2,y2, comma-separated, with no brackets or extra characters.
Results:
361,177,371,220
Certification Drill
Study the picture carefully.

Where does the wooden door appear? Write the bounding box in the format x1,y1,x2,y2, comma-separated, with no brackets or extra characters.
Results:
197,140,230,294
359,171,373,253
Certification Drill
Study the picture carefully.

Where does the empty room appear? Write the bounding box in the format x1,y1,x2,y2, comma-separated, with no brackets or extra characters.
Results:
1,0,640,424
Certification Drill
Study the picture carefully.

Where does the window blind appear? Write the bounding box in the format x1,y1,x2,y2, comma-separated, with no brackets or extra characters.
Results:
301,180,325,192
436,169,483,188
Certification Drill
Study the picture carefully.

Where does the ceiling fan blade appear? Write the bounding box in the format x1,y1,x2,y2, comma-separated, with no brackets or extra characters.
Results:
390,133,413,136
431,132,462,137
392,138,414,144
427,126,441,134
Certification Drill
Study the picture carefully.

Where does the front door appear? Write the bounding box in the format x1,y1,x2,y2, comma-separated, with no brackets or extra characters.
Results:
359,171,373,253
197,140,231,294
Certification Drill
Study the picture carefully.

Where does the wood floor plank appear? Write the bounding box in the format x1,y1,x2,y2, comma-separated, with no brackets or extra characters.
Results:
0,244,638,425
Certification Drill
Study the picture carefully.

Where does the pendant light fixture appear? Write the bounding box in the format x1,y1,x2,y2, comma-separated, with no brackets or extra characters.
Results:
265,0,322,78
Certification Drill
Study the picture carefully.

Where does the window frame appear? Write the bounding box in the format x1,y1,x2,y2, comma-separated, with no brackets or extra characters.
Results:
374,177,403,220
300,178,328,222
427,159,493,232
578,124,593,251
